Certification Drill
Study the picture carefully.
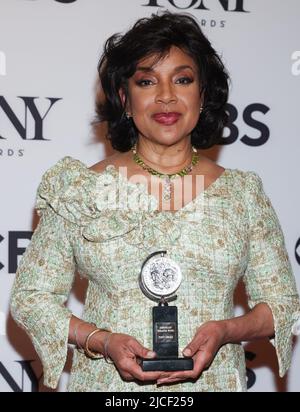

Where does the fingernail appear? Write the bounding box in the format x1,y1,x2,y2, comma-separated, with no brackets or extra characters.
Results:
146,351,156,358
183,348,192,357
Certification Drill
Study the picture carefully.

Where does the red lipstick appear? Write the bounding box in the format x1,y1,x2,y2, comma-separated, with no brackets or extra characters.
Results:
152,112,181,125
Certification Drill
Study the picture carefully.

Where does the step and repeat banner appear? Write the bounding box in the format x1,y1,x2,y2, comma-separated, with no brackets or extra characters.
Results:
0,0,299,392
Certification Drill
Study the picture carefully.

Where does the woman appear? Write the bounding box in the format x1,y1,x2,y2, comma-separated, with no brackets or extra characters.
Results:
10,11,300,392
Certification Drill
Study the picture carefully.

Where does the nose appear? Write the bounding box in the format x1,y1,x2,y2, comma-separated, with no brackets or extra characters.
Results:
155,81,177,105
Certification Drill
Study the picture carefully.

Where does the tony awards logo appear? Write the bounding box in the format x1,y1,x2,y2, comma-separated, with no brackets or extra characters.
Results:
139,250,193,371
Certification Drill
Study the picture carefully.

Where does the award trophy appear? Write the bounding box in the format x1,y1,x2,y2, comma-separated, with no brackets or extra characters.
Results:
139,250,194,372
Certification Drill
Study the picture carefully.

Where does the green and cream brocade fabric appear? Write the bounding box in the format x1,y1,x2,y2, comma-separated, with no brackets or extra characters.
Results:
10,156,300,392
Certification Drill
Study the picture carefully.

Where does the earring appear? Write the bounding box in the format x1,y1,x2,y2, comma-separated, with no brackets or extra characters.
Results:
199,106,203,113
125,112,131,120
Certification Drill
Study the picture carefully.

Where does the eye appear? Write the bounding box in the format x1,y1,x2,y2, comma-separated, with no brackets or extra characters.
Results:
176,77,193,85
136,79,154,87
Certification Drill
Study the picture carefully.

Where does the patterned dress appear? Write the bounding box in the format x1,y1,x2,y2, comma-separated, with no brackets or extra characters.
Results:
10,156,300,392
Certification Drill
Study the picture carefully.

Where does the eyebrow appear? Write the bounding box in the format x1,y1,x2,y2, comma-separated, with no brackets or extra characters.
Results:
135,65,195,73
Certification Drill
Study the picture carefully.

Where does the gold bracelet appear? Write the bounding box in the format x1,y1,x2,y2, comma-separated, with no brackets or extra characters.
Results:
84,327,112,360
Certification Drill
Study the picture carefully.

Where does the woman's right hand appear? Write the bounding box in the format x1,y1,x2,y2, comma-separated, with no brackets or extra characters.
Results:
104,332,171,383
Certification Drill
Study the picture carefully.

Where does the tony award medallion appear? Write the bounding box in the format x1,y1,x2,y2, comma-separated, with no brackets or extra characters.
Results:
139,250,194,371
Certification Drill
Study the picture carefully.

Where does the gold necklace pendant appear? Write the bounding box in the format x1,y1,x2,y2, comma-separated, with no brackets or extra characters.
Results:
131,143,199,204
162,175,172,201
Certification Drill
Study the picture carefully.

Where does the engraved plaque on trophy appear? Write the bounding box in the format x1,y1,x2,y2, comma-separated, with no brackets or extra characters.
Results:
139,250,193,372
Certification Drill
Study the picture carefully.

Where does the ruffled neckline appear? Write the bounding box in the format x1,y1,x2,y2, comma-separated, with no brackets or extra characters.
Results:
35,156,232,247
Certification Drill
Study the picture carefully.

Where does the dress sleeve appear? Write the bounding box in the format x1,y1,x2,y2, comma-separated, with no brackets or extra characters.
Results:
242,172,300,377
10,171,76,389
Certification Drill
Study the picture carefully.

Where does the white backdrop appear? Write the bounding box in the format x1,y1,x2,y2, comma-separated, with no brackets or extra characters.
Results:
0,0,299,392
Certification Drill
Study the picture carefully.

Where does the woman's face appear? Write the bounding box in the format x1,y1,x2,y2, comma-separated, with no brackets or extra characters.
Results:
123,46,202,147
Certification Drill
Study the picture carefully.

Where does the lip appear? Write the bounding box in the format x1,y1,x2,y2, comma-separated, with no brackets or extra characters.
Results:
152,112,181,125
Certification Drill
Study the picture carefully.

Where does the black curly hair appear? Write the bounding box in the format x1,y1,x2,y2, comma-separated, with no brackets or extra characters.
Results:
94,11,229,151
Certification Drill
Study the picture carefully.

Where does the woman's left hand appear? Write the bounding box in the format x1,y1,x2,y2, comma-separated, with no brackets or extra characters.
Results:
156,320,228,385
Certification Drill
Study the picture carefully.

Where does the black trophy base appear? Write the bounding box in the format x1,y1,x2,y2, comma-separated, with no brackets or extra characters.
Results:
141,357,194,372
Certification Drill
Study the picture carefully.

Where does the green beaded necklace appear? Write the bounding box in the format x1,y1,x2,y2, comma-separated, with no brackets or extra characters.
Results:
131,143,199,201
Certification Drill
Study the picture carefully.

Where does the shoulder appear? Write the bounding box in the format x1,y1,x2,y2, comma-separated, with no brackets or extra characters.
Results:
36,156,93,199
196,155,263,190
35,156,109,224
222,166,263,191
223,168,273,213
40,155,94,177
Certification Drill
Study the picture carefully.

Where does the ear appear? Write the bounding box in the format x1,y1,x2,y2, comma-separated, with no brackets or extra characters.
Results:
119,87,132,117
119,87,127,108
